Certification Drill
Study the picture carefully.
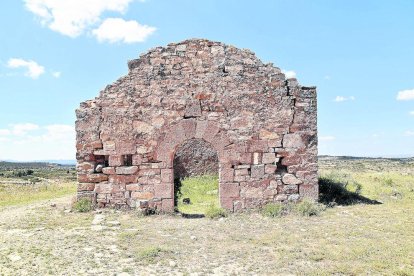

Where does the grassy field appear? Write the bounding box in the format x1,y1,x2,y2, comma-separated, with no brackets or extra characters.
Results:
0,157,413,275
0,182,76,208
176,174,219,214
0,162,77,208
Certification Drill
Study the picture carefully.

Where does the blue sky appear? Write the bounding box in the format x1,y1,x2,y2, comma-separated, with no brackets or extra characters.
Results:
0,0,413,161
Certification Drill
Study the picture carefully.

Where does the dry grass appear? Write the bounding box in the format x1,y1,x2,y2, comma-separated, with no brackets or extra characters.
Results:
0,157,413,274
0,182,76,208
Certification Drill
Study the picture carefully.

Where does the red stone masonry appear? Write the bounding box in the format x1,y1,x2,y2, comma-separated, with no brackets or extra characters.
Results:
75,39,318,212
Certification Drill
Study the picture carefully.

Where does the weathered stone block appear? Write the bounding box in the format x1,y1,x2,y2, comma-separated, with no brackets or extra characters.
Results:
282,173,302,185
133,121,154,134
299,184,319,200
281,184,299,194
161,198,174,212
184,101,202,118
108,175,138,184
234,175,246,182
138,168,161,176
235,169,249,176
154,184,173,198
220,183,240,198
161,169,173,182
220,197,234,211
253,152,262,165
247,140,268,153
131,191,154,200
90,140,103,149
77,183,95,191
94,183,112,193
109,155,122,167
251,165,265,179
116,166,139,175
103,141,116,152
259,129,280,140
219,168,234,183
262,153,276,164
126,183,141,191
102,167,115,175
195,120,208,139
132,154,142,165
265,164,277,174
283,133,305,149
76,162,94,173
78,174,108,183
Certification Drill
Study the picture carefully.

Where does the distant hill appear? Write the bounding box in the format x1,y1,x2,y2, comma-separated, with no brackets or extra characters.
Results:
0,160,76,169
36,160,76,165
318,155,414,162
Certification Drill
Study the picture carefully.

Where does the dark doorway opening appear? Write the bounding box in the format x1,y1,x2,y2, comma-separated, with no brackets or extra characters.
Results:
173,138,219,215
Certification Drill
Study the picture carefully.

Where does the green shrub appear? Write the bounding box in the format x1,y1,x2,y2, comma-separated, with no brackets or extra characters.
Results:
383,178,394,187
205,205,228,219
295,199,326,217
138,246,163,263
261,203,288,218
73,198,93,212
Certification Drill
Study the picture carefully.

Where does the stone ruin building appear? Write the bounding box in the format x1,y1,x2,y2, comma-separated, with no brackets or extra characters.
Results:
75,39,318,212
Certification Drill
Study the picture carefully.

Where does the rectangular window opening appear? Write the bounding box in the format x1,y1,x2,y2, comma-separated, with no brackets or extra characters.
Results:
94,155,109,173
123,154,133,166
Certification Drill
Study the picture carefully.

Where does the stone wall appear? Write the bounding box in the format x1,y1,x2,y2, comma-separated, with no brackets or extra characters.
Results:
75,38,318,212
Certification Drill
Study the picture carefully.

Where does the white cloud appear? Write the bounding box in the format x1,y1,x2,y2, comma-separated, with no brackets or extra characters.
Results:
404,130,414,137
52,71,61,78
396,89,414,101
92,18,156,43
334,96,355,102
319,136,336,141
324,75,331,80
0,123,75,161
42,124,75,142
11,123,39,136
282,69,296,79
7,58,45,79
409,111,414,116
24,0,134,37
0,129,11,136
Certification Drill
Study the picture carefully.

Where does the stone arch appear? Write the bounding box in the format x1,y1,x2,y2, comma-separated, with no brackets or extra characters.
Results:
154,119,237,211
173,138,219,180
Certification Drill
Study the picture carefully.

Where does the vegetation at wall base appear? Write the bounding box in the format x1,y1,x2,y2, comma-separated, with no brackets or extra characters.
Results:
73,198,93,213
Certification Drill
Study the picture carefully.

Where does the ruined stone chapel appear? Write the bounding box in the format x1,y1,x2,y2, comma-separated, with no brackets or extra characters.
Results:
75,39,318,212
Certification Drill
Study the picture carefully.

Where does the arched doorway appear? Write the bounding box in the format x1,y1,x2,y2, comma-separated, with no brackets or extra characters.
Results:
173,138,219,214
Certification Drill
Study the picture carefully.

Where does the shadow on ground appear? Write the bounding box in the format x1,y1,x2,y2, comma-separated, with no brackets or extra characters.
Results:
319,177,382,206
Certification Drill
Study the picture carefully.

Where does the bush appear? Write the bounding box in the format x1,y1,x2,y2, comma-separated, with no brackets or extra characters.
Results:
205,205,228,219
383,178,394,187
73,198,93,212
138,246,163,263
295,199,325,217
261,203,288,218
262,200,326,218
